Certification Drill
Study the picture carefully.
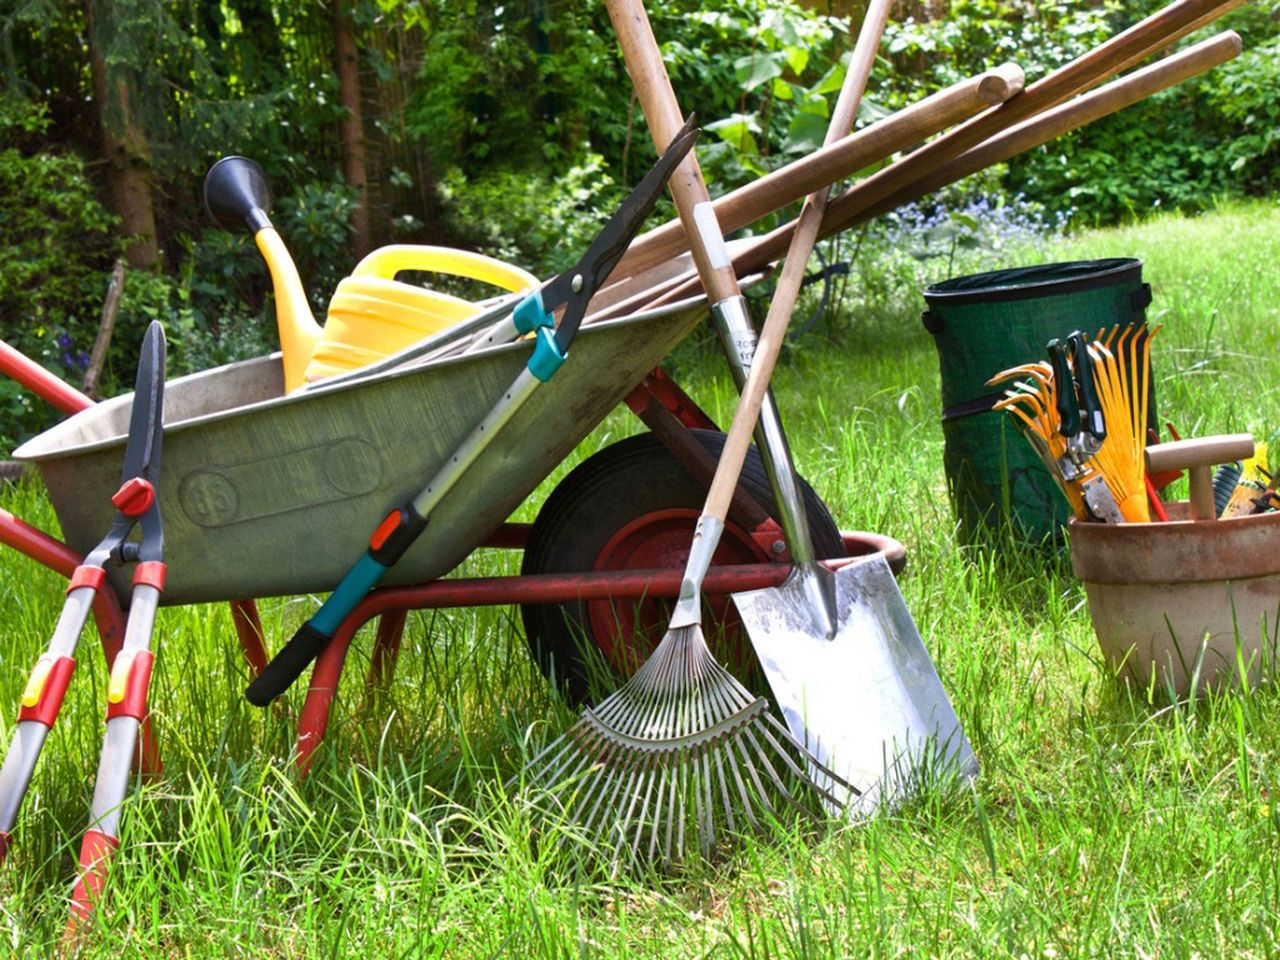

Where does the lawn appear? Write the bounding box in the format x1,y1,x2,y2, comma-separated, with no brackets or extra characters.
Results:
2,198,1280,957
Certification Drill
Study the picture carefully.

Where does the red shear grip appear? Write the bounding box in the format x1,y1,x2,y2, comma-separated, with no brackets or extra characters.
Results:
106,651,154,721
0,830,11,865
133,561,166,592
17,655,76,727
68,565,106,594
68,829,119,921
369,510,401,551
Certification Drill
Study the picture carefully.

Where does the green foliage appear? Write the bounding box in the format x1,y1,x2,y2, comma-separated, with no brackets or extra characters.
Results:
438,155,622,275
274,180,361,309
0,98,118,451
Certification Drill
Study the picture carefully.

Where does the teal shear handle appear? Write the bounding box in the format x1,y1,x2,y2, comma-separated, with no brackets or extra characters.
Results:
246,119,698,707
245,361,543,706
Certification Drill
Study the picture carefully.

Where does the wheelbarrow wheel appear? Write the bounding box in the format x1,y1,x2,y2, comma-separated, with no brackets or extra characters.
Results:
521,429,843,705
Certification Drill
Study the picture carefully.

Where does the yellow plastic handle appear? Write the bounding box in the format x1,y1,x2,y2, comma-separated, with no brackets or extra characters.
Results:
350,245,539,293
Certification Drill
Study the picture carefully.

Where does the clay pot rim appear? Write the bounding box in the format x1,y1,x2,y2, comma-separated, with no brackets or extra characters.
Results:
1069,508,1280,584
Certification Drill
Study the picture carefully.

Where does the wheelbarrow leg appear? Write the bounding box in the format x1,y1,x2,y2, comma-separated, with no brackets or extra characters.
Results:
230,599,269,677
294,614,363,777
367,610,408,693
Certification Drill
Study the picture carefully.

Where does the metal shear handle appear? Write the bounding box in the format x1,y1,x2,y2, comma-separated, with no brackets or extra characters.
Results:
0,323,167,930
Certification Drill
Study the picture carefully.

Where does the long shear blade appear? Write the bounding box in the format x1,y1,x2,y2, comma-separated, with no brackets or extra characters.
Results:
540,116,699,322
120,322,166,485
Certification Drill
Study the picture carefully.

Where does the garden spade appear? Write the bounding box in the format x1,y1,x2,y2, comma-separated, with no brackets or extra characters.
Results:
733,558,976,813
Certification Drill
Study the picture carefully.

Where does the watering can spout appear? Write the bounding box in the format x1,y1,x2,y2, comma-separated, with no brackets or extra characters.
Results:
203,157,321,393
254,227,322,392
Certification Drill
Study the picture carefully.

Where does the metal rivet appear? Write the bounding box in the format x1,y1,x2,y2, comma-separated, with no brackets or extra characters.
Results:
571,274,584,293
772,540,786,554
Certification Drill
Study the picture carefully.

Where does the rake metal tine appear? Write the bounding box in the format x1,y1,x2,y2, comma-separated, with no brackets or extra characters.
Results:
633,763,660,859
616,763,652,865
538,724,601,794
714,745,737,835
521,720,586,785
732,731,781,821
726,736,761,833
665,756,680,864
693,752,709,859
592,760,643,845
577,744,630,837
679,754,693,863
763,712,858,809
648,763,669,864
742,724,810,816
610,757,653,863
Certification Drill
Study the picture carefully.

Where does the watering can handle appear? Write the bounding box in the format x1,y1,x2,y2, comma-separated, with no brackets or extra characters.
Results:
350,245,539,294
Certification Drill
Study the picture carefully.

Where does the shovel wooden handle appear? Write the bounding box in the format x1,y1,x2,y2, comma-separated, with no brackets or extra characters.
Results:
605,0,740,306
607,0,888,526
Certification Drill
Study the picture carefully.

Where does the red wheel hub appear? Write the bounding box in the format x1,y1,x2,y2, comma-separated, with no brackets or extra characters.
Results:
588,508,770,680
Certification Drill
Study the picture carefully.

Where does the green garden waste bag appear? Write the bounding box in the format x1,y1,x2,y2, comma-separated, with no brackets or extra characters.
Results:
922,258,1154,544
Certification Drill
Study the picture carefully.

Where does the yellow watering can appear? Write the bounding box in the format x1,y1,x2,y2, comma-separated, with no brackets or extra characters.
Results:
203,157,538,393
308,245,537,384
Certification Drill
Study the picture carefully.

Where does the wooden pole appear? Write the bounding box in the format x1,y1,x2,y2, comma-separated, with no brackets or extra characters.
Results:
83,257,126,400
608,63,1024,285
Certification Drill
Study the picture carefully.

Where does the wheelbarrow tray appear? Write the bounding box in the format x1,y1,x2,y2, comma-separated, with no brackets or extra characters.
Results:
15,297,708,604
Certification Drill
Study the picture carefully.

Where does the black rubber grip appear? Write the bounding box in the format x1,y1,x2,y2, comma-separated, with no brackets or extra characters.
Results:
245,621,331,706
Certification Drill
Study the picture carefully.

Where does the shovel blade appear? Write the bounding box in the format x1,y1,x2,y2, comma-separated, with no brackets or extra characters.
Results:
733,556,976,815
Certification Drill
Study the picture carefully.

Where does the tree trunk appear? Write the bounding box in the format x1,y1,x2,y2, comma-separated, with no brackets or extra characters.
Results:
85,0,159,271
334,0,372,259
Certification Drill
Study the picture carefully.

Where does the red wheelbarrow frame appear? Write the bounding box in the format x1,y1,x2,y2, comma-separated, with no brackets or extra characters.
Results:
0,342,904,776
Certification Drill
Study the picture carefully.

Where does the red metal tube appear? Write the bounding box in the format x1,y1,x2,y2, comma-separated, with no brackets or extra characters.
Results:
293,558,847,773
230,599,269,676
0,339,92,415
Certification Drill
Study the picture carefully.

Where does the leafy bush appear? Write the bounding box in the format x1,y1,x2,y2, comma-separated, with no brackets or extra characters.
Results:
0,98,118,451
438,155,623,276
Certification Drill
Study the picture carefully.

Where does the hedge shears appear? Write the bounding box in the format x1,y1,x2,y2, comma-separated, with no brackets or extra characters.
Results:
0,322,167,917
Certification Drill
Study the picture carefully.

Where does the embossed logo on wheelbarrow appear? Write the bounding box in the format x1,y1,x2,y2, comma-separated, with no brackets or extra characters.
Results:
179,438,384,527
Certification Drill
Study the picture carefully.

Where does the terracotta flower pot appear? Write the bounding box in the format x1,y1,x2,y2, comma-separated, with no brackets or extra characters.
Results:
1069,504,1280,695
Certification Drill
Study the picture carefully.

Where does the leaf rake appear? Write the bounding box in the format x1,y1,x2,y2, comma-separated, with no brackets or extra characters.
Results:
520,623,853,865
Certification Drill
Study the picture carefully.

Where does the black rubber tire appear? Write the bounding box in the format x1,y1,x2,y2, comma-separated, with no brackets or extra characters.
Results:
521,429,843,705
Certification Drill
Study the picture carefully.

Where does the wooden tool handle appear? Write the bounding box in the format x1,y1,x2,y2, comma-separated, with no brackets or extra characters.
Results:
813,0,1243,245
854,30,1243,226
702,0,889,526
605,0,740,305
1145,434,1255,473
1146,433,1254,522
609,63,1023,286
707,29,1243,292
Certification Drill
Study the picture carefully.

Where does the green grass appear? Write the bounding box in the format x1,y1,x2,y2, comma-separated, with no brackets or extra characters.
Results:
3,198,1280,956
